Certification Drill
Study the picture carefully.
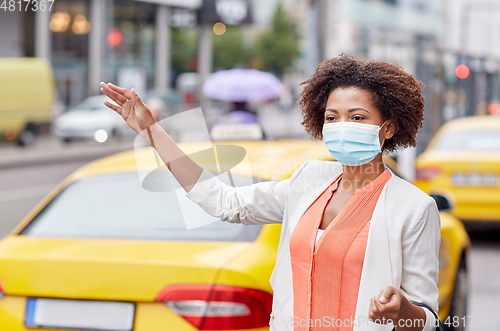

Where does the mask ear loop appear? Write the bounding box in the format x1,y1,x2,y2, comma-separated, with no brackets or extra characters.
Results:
378,120,388,150
378,120,388,131
377,120,389,171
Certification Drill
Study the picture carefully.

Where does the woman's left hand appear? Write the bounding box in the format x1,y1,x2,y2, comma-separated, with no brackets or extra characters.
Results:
369,286,403,324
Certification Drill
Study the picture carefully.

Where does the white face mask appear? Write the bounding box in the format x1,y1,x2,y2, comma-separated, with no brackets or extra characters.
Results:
322,121,388,166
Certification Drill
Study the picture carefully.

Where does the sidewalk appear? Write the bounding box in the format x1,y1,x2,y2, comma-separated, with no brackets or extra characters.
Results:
0,137,135,169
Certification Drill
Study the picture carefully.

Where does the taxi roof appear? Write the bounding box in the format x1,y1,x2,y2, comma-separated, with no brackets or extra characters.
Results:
71,139,335,182
439,115,500,132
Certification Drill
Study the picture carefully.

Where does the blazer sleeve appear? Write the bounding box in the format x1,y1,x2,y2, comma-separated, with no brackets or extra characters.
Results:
184,159,313,225
400,195,441,331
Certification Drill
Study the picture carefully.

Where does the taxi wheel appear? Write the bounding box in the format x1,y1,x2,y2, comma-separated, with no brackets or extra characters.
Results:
444,256,468,331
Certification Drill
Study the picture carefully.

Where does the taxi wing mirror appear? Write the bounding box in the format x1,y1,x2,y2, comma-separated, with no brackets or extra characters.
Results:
430,194,452,212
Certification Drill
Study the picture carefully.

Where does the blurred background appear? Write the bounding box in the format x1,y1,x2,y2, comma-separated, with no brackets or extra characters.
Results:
2,0,500,170
1,0,500,330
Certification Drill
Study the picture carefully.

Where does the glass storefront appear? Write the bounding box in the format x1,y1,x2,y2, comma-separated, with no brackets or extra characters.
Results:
47,0,156,108
103,0,156,97
50,0,90,107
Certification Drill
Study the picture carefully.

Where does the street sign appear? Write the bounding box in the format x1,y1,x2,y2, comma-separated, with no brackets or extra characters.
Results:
199,0,253,25
133,0,201,10
170,8,198,28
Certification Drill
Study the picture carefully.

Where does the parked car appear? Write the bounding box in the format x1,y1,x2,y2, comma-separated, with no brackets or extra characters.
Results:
0,140,470,331
53,90,185,143
0,58,55,146
416,115,500,225
52,95,123,143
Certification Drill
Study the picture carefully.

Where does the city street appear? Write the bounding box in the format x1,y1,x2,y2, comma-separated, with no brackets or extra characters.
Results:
0,157,499,331
2,0,500,328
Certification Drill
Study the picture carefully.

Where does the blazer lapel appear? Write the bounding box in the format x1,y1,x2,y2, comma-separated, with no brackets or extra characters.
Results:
287,162,342,235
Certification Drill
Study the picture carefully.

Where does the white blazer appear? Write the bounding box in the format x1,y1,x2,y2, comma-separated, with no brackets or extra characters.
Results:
186,159,440,331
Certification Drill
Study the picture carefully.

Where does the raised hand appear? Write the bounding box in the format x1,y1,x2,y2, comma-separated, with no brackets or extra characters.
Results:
100,82,204,193
100,82,156,135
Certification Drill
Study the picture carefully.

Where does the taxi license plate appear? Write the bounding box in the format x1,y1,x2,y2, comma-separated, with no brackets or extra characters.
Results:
452,173,499,186
25,298,135,331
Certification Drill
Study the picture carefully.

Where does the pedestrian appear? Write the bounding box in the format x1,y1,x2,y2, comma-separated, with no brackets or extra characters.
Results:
100,54,440,331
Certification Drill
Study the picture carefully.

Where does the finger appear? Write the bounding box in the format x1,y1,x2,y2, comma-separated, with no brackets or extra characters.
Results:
369,297,379,317
378,286,396,304
373,295,387,313
108,83,134,99
101,88,124,106
104,101,122,115
100,86,126,106
130,88,146,105
100,81,114,94
101,84,123,103
369,305,379,322
369,304,384,325
101,84,128,105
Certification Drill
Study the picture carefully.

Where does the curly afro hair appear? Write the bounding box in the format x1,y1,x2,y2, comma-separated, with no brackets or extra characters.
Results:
298,54,425,154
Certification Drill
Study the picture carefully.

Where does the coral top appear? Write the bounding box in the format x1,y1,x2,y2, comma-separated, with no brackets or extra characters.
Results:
289,168,392,331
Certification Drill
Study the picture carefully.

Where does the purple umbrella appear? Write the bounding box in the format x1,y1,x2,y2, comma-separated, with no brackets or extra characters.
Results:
203,69,284,102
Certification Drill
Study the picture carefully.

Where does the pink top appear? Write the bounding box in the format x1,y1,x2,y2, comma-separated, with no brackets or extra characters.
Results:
313,215,372,330
290,168,392,331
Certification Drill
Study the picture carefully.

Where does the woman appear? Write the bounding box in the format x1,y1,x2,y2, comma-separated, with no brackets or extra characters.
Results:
100,55,440,331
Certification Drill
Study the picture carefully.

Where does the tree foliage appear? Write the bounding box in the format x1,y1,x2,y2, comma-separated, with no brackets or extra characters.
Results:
255,4,301,77
171,28,198,74
212,26,253,71
170,5,301,78
171,26,252,74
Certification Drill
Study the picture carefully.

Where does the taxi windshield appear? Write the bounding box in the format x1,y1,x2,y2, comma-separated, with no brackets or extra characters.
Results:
434,129,500,152
19,173,262,241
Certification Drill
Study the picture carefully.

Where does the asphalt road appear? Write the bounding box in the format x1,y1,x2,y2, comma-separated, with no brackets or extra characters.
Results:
466,232,500,331
0,161,499,330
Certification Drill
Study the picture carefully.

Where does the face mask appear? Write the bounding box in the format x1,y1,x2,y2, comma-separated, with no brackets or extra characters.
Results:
322,120,388,166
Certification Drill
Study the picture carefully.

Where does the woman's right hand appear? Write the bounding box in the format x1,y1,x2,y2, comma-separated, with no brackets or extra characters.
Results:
100,82,203,193
100,82,156,136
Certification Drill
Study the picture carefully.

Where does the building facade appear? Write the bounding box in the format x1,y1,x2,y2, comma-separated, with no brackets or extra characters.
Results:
0,0,200,109
276,0,446,179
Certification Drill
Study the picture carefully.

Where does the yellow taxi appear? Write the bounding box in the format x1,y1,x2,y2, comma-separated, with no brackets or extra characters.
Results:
416,115,500,224
0,140,470,331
